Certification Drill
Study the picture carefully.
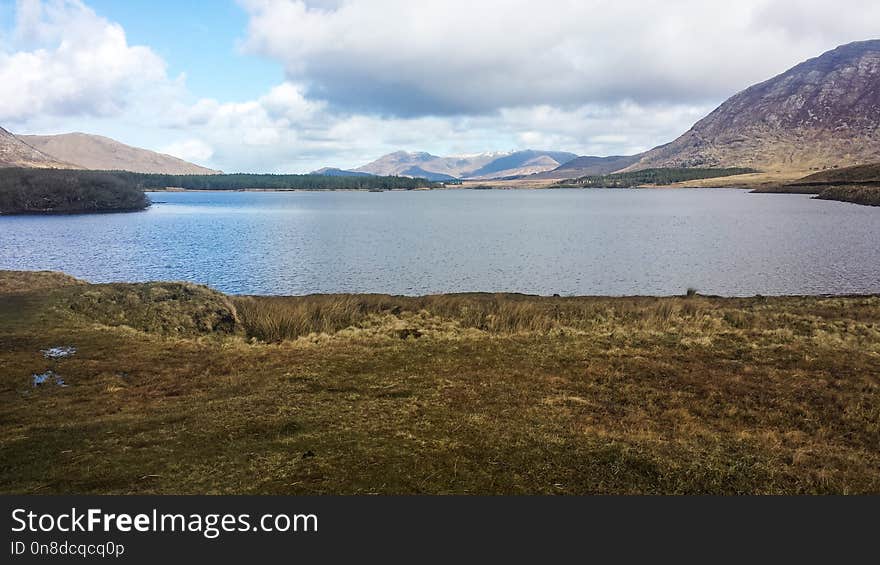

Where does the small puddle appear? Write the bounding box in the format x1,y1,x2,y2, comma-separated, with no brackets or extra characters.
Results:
41,346,77,359
32,370,67,387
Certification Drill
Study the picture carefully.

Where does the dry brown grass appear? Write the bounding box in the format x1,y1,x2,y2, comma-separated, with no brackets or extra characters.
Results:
671,170,811,189
58,282,239,336
0,270,85,294
233,292,740,342
2,270,879,495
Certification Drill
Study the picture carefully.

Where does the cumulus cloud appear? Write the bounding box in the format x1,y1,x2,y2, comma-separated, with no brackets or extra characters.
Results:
160,139,214,164
173,82,323,133
240,0,880,116
0,0,172,123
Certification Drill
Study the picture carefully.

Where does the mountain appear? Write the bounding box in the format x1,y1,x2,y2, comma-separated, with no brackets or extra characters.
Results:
354,149,576,179
0,127,74,169
625,40,880,172
399,166,459,182
18,132,219,174
464,150,577,179
354,150,499,178
530,155,641,179
311,167,375,177
355,151,439,176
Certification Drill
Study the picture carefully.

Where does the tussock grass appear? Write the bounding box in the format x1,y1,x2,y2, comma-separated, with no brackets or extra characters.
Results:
233,293,731,341
235,295,377,341
58,281,239,336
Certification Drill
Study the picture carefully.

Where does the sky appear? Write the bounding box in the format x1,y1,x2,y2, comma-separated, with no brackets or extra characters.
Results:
1,0,878,173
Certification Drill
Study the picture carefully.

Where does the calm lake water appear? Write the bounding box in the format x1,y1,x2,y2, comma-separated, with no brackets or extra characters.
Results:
1,188,879,296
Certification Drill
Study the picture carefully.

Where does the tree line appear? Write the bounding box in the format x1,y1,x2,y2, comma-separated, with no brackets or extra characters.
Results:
0,168,150,214
121,172,437,190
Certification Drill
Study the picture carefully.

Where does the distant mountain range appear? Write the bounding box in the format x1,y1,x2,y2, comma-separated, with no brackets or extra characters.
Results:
0,129,218,174
317,150,635,181
346,149,579,180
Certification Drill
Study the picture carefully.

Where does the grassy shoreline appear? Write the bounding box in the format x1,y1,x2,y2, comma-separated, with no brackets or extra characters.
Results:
750,163,880,206
751,183,880,205
2,271,879,494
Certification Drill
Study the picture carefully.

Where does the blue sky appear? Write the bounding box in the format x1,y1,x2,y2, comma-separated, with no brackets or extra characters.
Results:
83,1,280,103
1,0,877,173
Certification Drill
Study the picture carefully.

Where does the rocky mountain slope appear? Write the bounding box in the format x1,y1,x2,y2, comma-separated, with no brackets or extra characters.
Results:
0,127,74,169
19,132,219,175
625,40,880,172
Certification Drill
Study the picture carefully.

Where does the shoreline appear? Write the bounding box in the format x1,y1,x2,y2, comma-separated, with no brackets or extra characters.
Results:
148,187,436,192
4,269,878,300
146,185,757,193
0,206,149,216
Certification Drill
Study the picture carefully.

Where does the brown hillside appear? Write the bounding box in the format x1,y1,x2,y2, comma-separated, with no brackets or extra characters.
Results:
20,132,218,175
0,127,74,169
625,40,880,172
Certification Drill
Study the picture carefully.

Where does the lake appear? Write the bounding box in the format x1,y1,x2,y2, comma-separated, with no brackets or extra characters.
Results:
1,188,878,296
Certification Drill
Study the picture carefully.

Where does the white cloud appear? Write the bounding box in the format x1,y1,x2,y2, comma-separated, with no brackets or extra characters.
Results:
0,0,171,122
260,82,325,122
240,0,880,116
170,82,322,139
160,139,214,163
4,0,877,173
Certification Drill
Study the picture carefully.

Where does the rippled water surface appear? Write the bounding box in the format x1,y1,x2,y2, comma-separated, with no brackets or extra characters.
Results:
1,188,878,296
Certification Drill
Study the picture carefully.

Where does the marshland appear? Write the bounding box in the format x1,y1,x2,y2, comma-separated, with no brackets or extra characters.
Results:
1,271,878,494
